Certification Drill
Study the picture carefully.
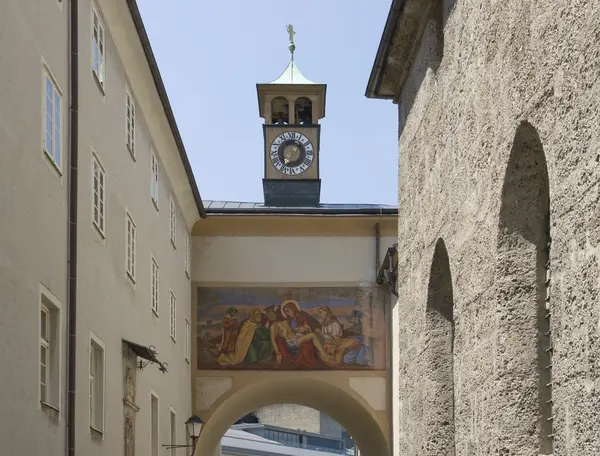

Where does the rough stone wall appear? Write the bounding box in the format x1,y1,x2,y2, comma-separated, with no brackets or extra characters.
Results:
394,1,600,455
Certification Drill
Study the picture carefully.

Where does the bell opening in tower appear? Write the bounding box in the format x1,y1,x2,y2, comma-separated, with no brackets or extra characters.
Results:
271,97,289,124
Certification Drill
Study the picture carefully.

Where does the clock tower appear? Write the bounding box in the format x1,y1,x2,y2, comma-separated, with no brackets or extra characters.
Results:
257,25,326,207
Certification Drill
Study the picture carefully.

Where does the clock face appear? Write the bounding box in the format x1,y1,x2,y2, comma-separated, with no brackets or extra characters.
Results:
269,132,314,175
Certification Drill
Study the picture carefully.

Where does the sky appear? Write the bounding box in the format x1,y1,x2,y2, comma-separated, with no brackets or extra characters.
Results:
137,0,398,205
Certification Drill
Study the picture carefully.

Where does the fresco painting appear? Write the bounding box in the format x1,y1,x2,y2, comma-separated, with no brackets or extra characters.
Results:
196,287,387,370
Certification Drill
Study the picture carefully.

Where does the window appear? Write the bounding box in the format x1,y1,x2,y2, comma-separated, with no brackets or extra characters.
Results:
170,290,176,341
92,6,105,88
150,392,159,456
43,68,62,169
151,151,159,207
184,318,191,363
126,213,136,281
185,234,190,278
126,88,135,156
40,288,61,410
170,197,176,247
151,257,159,315
92,153,106,235
170,409,177,456
89,334,105,433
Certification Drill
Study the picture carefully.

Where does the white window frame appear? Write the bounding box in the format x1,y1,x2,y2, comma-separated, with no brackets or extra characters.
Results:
151,256,159,316
42,66,63,172
92,152,106,237
88,332,106,435
170,290,176,342
185,233,190,278
151,150,159,209
169,408,177,456
126,212,136,282
39,285,62,412
91,4,106,90
125,87,136,157
170,196,177,248
150,390,159,456
184,318,191,363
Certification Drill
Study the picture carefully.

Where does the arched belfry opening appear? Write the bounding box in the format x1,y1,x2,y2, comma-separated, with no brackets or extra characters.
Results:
271,96,289,124
497,121,552,455
423,238,455,455
195,377,389,456
294,97,313,124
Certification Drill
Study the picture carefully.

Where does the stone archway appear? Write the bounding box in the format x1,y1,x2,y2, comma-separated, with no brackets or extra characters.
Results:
196,376,390,456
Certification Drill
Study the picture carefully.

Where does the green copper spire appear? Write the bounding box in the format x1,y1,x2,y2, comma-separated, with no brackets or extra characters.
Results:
269,25,317,85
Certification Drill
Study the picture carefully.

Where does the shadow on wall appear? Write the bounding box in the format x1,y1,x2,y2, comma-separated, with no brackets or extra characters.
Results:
496,121,552,455
196,377,389,456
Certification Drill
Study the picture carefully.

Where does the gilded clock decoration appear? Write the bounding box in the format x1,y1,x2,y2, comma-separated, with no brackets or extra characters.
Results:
270,132,314,175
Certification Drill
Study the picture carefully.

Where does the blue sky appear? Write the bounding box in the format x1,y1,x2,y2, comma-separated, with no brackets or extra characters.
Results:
137,0,398,205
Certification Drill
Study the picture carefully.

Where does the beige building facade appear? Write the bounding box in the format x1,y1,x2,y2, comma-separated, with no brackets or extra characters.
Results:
1,1,202,455
367,1,600,455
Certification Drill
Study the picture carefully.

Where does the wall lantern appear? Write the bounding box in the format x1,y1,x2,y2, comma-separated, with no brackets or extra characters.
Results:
163,414,204,455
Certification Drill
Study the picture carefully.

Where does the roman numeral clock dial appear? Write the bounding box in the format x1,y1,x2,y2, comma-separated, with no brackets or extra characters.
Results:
269,132,314,176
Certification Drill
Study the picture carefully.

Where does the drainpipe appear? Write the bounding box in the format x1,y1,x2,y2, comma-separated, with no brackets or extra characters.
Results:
375,223,381,279
67,0,79,455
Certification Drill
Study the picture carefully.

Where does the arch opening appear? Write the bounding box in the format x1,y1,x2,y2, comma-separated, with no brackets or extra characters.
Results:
496,121,552,454
294,97,313,125
271,97,289,124
196,377,389,456
423,238,455,455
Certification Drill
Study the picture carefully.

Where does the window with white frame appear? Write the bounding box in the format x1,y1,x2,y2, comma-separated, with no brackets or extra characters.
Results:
40,291,61,409
170,290,176,341
151,257,159,315
170,409,177,456
150,392,159,456
170,196,176,247
185,318,190,363
92,6,105,88
126,213,136,281
43,68,62,169
185,234,190,277
89,334,105,433
92,153,106,235
125,88,135,156
151,150,159,207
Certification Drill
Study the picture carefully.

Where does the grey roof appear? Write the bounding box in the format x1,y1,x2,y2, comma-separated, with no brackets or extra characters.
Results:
222,429,345,456
203,200,398,215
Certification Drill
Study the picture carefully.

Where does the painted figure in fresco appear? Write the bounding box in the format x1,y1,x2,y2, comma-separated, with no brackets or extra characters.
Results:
217,309,272,365
219,307,239,354
316,306,371,366
270,300,335,367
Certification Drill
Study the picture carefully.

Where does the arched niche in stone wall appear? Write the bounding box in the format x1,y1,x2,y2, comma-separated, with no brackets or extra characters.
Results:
496,120,552,455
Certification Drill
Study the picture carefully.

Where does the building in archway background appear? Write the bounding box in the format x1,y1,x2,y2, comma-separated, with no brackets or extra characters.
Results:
366,1,600,455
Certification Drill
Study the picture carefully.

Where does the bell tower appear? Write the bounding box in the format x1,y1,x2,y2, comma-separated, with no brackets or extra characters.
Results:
256,25,327,207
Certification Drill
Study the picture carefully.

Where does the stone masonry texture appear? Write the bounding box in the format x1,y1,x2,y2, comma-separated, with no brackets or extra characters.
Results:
392,1,600,455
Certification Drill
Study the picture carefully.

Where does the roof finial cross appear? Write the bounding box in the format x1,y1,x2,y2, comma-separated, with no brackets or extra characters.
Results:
286,24,296,59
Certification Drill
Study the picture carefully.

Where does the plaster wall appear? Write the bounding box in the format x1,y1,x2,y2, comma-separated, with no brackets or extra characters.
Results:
391,1,600,455
0,1,69,455
191,232,396,455
75,1,194,455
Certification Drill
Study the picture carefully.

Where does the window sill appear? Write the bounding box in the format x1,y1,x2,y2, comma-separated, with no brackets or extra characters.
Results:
185,357,190,364
152,308,159,318
92,71,105,96
127,145,136,161
92,221,106,240
171,238,176,250
43,149,63,176
41,401,60,413
126,271,136,285
185,270,190,280
170,335,176,343
152,198,159,212
90,425,104,440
